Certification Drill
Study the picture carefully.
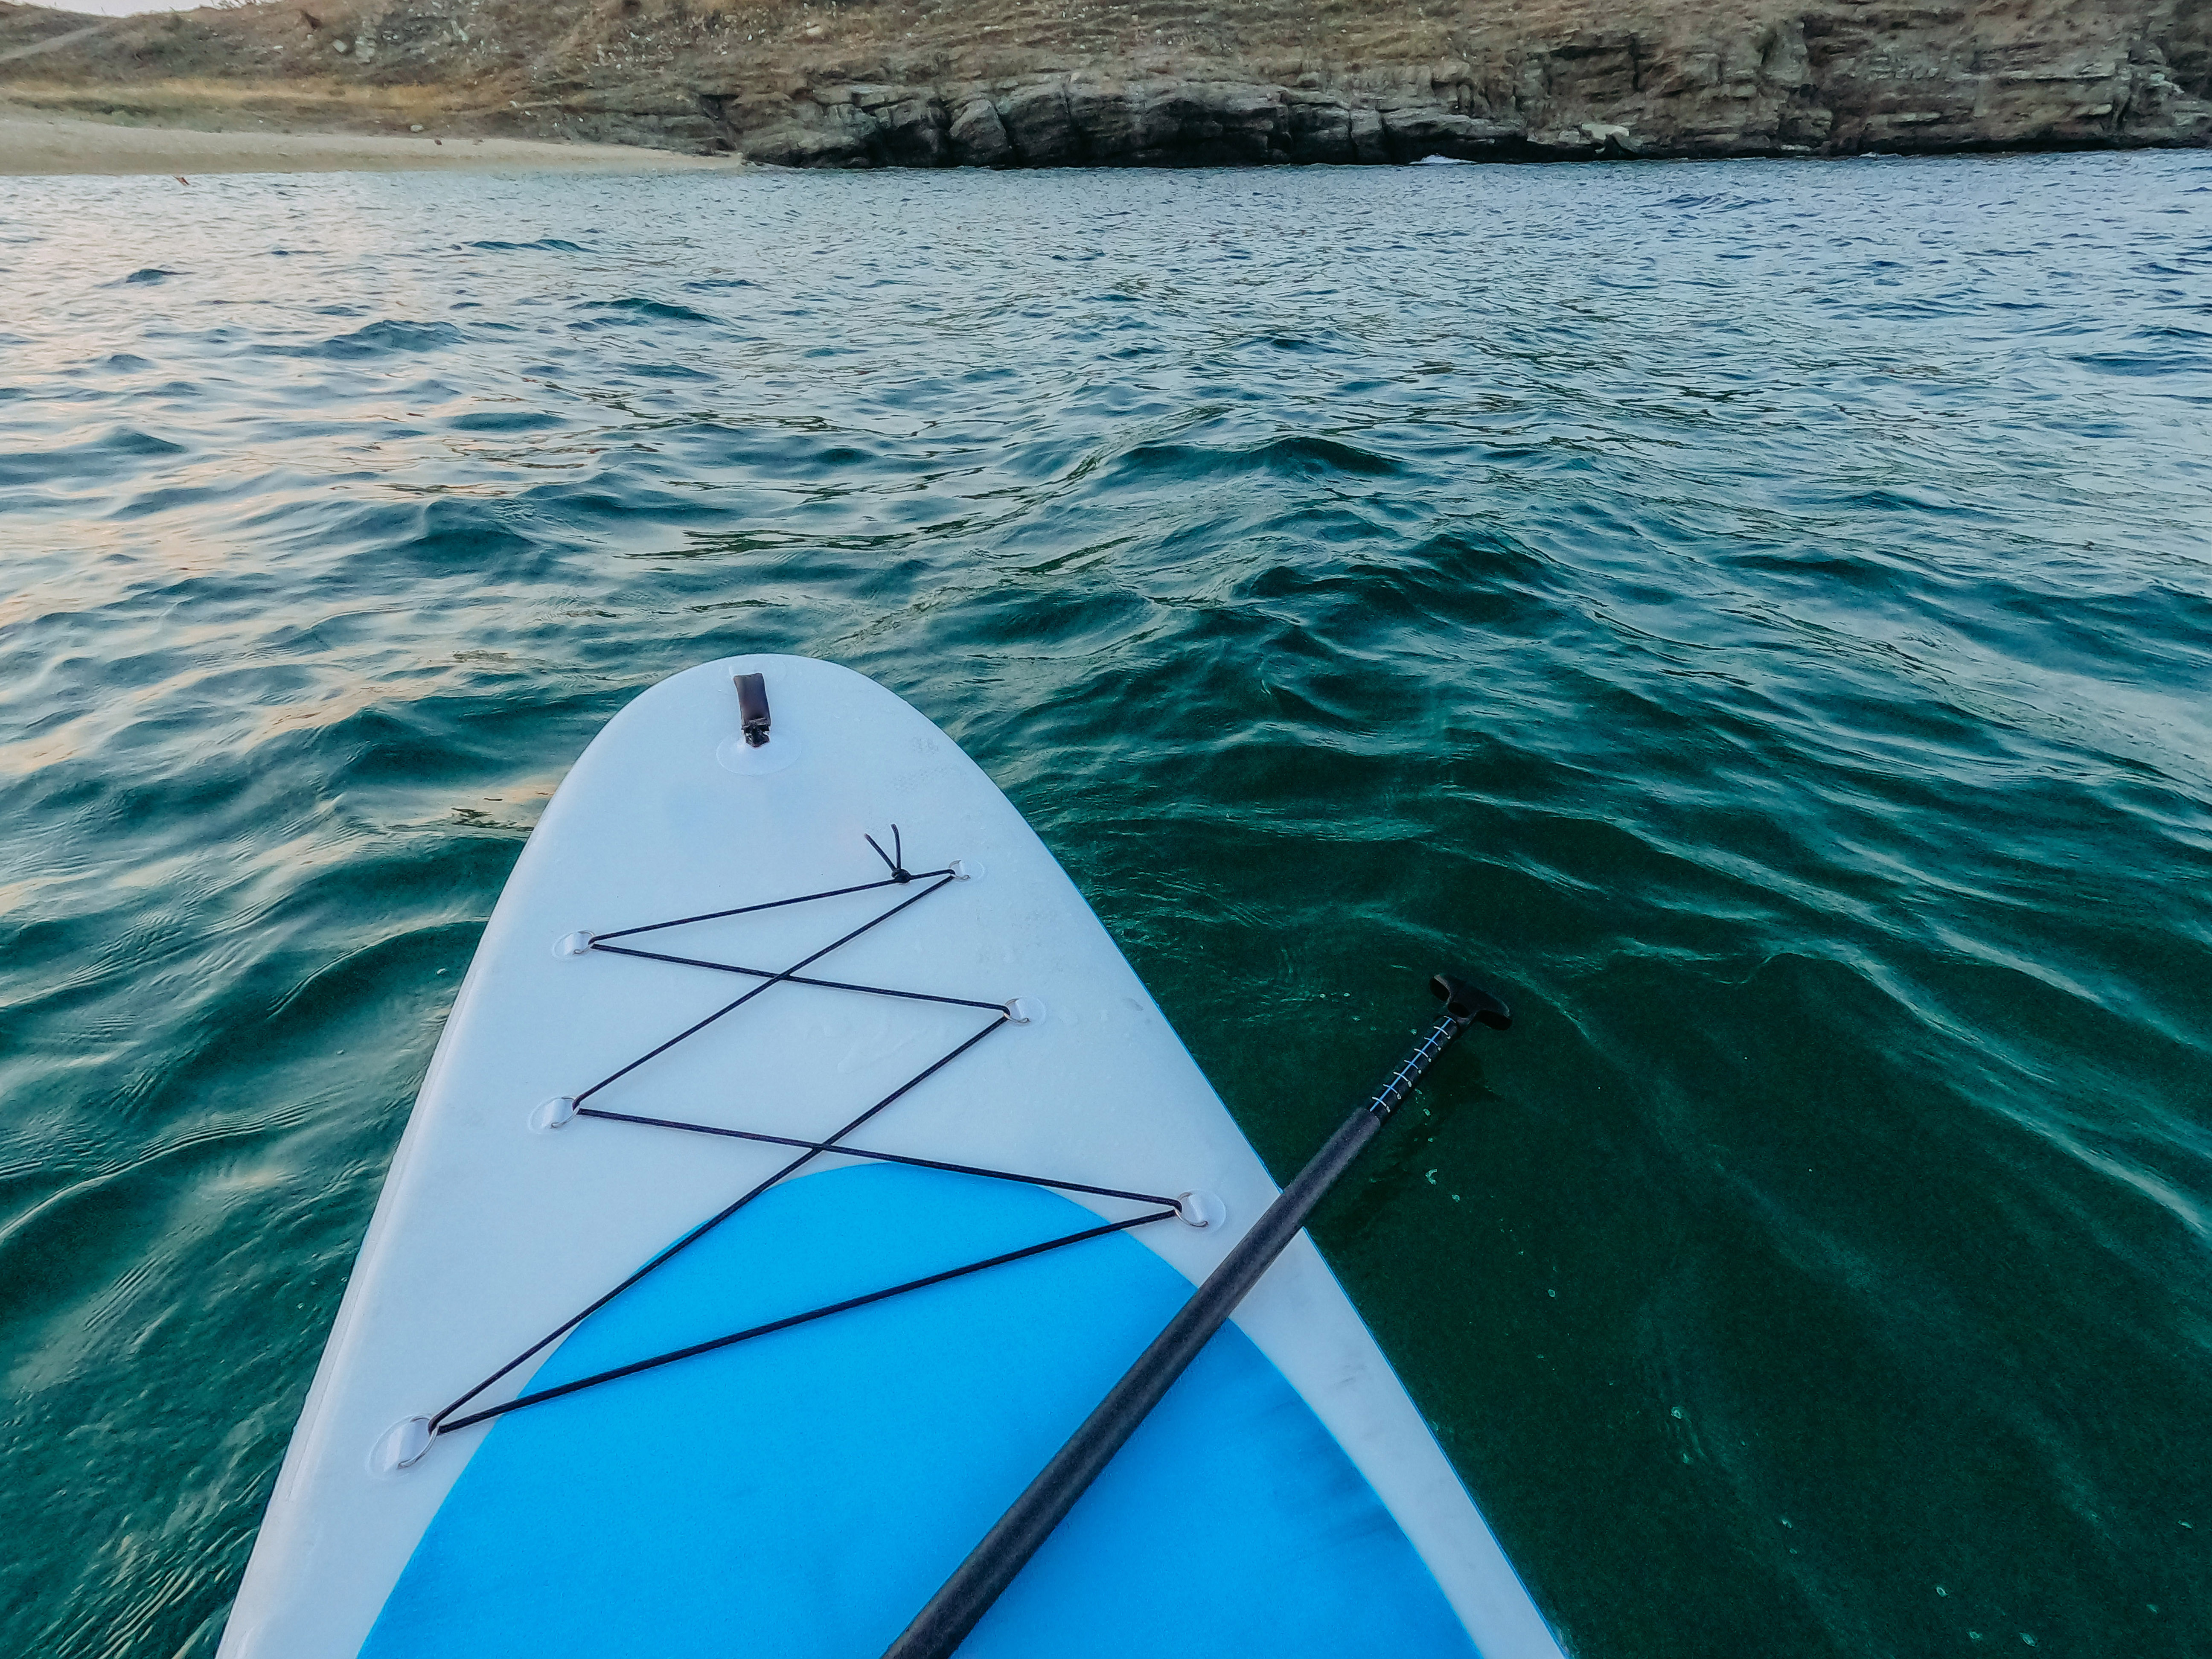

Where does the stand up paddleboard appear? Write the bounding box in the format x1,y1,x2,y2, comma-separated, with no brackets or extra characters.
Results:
217,655,1566,1659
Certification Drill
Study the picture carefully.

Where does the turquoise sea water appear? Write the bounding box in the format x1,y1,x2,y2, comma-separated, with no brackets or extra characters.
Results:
3,154,2208,1658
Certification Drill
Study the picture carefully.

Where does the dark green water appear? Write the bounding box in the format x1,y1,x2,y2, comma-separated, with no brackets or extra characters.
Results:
3,154,2209,1658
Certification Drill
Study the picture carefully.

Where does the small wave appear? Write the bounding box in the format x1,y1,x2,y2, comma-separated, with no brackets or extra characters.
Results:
1730,546,1907,588
2072,349,2206,376
448,410,566,433
1231,527,1557,634
0,425,187,486
570,297,721,328
316,495,557,580
1108,433,1404,484
268,319,466,361
518,473,725,525
1833,485,1993,518
466,237,588,253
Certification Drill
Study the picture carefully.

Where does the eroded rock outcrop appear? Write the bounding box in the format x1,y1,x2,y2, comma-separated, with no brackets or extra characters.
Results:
697,19,2212,168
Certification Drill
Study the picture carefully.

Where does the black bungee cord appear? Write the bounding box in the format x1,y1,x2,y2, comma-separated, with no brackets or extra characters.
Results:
419,828,1187,1446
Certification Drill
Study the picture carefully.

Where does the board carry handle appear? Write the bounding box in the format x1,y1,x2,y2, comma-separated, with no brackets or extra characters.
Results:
733,671,771,746
880,971,1511,1659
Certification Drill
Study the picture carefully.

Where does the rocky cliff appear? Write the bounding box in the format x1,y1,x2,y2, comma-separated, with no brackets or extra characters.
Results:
4,0,2209,163
706,18,2212,166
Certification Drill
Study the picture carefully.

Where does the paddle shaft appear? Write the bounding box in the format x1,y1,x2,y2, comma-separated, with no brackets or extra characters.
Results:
881,979,1501,1659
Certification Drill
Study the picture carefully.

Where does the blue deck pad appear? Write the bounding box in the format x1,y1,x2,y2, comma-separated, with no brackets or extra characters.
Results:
361,1163,1480,1659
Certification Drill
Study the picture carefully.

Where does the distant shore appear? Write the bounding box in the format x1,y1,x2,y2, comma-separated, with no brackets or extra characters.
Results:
0,108,744,175
4,0,2212,172
2,0,2207,170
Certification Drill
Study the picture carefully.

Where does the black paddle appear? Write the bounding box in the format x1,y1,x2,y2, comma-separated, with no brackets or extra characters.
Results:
881,970,1512,1659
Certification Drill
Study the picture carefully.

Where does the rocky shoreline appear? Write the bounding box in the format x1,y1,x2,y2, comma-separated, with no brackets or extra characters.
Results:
4,0,2209,168
687,35,2212,169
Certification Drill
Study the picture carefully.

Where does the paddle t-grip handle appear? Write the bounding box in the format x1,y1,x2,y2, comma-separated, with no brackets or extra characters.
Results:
880,970,1510,1659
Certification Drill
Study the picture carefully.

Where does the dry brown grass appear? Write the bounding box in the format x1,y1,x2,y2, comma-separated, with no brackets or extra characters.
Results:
2,0,1775,104
0,73,514,131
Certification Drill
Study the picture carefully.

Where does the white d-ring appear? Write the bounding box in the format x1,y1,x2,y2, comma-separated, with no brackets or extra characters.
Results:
370,1416,432,1473
530,1096,578,1131
1176,1190,1226,1229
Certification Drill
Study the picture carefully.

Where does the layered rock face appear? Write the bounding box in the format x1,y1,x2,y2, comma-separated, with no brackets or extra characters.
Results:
696,15,2212,166
6,0,2209,164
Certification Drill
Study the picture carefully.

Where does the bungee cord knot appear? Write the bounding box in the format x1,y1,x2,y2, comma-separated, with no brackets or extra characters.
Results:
866,824,914,883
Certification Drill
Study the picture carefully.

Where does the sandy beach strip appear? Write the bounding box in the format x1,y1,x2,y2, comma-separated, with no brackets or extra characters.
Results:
0,110,742,175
